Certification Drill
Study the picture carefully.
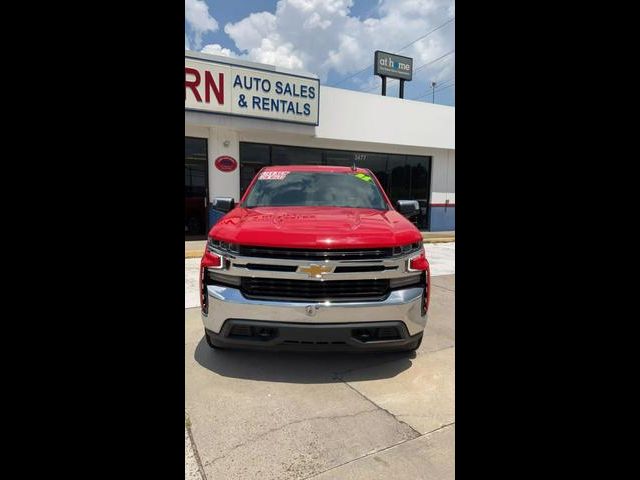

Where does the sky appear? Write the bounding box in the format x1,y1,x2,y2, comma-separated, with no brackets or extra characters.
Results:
185,0,455,105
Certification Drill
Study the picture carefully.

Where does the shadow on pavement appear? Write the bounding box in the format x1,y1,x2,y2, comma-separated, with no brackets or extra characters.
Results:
193,337,415,384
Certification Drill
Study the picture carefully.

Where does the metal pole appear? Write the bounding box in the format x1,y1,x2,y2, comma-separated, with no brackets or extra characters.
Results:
381,76,387,96
399,79,405,99
431,81,437,103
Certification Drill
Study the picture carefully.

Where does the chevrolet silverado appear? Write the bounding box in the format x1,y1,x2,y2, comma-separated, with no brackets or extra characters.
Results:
199,165,430,352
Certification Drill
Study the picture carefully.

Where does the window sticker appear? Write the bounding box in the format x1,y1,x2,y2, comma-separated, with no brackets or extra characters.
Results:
259,171,290,180
354,173,373,182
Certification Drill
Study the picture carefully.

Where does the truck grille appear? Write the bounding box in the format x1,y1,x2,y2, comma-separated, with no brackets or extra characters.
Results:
237,245,393,260
240,277,390,302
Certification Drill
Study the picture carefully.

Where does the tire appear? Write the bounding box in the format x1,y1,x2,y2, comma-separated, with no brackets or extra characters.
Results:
204,330,225,350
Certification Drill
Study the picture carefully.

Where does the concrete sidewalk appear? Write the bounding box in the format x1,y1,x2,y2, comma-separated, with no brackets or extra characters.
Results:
185,274,455,479
186,231,454,258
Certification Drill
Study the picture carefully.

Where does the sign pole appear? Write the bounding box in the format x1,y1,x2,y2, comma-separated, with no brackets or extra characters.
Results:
374,51,413,99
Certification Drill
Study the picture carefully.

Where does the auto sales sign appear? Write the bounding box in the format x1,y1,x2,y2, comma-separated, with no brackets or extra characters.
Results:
185,56,320,126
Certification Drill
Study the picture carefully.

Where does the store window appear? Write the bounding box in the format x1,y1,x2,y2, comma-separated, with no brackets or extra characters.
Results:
238,143,432,229
407,155,431,229
185,137,208,239
324,150,355,167
239,143,270,198
360,154,389,193
389,154,410,201
271,146,323,165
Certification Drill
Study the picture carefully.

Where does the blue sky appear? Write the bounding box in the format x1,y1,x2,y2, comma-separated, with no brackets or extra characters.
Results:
185,0,455,106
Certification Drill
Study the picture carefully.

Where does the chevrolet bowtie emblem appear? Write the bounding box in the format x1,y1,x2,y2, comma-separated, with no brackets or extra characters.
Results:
299,264,333,278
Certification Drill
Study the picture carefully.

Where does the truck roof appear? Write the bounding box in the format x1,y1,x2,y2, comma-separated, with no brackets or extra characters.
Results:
261,165,370,174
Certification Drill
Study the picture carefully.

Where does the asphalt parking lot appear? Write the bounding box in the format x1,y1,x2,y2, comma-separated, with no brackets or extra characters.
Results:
185,244,454,479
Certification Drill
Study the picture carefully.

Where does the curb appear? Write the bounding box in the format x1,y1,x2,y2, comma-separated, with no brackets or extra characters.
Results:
185,237,455,258
424,237,455,243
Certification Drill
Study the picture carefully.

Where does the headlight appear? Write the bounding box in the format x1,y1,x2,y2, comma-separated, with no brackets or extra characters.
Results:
392,241,423,256
207,237,239,254
206,237,219,252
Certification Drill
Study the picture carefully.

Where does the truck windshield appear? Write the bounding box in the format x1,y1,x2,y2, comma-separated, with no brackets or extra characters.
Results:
244,171,388,209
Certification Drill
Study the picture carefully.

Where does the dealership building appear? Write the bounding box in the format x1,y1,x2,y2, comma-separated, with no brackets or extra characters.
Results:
185,50,455,239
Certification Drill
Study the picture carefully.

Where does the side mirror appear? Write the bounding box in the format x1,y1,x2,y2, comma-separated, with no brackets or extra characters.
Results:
212,197,235,213
396,200,419,218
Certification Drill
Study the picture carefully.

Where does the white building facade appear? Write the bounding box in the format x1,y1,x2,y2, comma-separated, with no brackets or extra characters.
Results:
185,51,455,239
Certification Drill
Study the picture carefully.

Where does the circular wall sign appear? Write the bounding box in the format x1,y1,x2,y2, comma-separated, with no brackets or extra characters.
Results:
214,156,238,172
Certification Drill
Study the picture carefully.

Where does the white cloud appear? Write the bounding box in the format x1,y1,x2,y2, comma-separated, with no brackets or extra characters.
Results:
201,43,234,57
222,0,455,84
185,0,219,49
224,12,277,52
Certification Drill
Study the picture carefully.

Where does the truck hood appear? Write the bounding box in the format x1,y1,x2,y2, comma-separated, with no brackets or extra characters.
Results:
209,206,422,249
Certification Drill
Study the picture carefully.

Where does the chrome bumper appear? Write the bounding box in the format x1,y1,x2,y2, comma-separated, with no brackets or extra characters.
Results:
201,285,428,336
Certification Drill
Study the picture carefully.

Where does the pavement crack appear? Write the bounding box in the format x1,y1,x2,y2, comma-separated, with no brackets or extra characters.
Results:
302,422,456,480
424,345,454,355
431,284,455,293
186,411,208,480
301,436,416,480
331,346,454,436
422,421,455,436
202,408,378,468
334,377,422,438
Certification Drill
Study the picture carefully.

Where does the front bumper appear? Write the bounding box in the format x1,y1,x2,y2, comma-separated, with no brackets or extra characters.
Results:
201,284,428,337
205,320,423,351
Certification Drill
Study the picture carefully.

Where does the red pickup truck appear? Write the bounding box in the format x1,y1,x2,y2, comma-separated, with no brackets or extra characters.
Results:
199,165,430,352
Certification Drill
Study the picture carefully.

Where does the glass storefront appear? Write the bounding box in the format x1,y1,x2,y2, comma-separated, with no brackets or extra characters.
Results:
185,137,208,240
239,142,432,230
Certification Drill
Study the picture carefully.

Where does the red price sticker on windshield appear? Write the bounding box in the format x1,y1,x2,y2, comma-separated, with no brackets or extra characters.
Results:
259,171,290,180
